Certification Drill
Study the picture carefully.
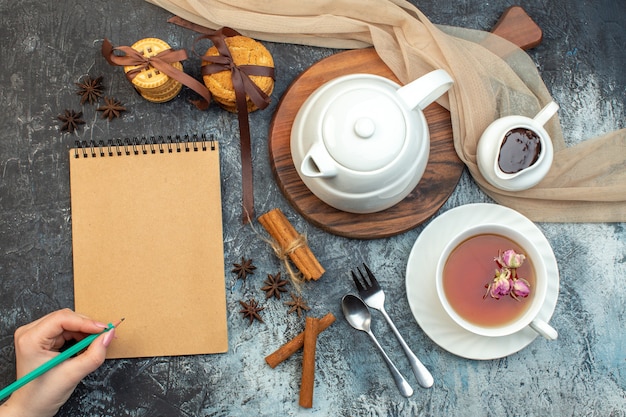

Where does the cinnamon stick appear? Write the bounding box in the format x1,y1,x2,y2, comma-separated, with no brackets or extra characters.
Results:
258,208,325,280
299,317,319,408
265,312,335,368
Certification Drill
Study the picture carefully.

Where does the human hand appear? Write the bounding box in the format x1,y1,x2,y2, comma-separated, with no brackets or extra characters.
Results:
0,309,116,417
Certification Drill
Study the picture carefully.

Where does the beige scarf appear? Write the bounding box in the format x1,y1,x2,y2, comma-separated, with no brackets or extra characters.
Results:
146,0,625,222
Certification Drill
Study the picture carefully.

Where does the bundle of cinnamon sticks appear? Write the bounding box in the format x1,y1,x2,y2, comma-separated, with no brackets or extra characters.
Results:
258,208,325,282
265,312,335,408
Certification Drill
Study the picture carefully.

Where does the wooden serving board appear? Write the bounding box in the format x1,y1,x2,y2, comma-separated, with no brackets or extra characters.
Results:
268,49,460,239
267,8,541,239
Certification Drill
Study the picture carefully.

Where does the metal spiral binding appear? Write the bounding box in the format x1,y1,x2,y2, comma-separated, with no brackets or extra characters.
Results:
73,134,215,158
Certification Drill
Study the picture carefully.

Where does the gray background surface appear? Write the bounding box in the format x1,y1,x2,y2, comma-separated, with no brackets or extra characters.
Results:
0,0,624,416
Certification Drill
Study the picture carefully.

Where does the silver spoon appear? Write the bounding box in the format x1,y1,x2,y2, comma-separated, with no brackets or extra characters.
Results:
342,294,414,397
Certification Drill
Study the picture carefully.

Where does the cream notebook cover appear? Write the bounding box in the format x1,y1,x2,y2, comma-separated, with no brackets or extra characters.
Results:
69,137,228,358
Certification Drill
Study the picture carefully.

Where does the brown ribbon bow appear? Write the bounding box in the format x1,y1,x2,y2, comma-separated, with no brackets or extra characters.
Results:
101,38,212,110
197,27,275,223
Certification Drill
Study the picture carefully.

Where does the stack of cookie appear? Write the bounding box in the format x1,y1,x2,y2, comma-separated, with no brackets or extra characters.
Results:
202,36,274,113
123,38,183,103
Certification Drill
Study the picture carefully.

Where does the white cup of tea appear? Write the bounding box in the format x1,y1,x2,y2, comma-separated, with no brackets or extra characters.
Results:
435,223,558,340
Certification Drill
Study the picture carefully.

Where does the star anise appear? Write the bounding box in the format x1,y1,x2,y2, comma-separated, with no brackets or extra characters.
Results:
239,298,264,324
75,76,104,105
57,109,85,133
284,293,310,318
97,97,126,121
232,257,256,281
261,272,289,299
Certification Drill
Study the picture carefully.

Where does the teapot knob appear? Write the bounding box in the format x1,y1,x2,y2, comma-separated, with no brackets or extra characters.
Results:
354,117,376,139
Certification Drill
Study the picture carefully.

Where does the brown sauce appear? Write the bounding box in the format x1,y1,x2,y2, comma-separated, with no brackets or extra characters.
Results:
498,128,541,174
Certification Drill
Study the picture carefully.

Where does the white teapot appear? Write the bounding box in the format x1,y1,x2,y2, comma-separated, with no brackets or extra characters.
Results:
290,70,453,213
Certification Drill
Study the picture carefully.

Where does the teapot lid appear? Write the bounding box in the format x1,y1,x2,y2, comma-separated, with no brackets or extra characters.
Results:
318,75,407,171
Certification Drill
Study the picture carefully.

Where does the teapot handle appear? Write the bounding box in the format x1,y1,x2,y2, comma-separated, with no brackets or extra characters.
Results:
396,69,453,111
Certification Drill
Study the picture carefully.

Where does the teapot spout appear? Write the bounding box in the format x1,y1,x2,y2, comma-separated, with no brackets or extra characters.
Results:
300,143,338,179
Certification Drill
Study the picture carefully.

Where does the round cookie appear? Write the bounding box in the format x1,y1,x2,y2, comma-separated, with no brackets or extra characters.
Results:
202,35,274,112
124,38,184,102
213,95,259,114
139,80,183,103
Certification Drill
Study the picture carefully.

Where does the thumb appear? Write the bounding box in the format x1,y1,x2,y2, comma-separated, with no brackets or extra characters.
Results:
63,329,114,383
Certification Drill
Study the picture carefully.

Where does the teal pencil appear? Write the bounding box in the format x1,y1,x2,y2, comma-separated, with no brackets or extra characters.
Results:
0,319,122,401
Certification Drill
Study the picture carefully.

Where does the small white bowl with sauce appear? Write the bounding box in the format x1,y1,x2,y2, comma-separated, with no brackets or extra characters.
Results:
477,101,558,191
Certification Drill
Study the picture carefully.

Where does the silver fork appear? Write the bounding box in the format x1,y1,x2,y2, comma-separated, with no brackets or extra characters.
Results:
352,264,434,388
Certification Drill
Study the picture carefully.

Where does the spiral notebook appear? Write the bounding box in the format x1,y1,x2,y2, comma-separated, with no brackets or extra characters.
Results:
69,136,228,359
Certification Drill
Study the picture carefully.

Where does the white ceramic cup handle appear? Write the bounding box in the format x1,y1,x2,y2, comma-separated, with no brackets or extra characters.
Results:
532,101,559,126
396,69,454,111
529,319,558,340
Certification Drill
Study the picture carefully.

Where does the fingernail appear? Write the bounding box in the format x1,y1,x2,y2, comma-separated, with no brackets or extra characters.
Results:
95,321,108,329
102,329,116,347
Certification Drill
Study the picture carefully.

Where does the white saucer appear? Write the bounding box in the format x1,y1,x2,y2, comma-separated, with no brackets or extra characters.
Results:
405,203,560,360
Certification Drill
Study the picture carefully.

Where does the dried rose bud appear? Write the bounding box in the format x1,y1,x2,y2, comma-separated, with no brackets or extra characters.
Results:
511,278,531,300
487,268,511,299
498,249,526,269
